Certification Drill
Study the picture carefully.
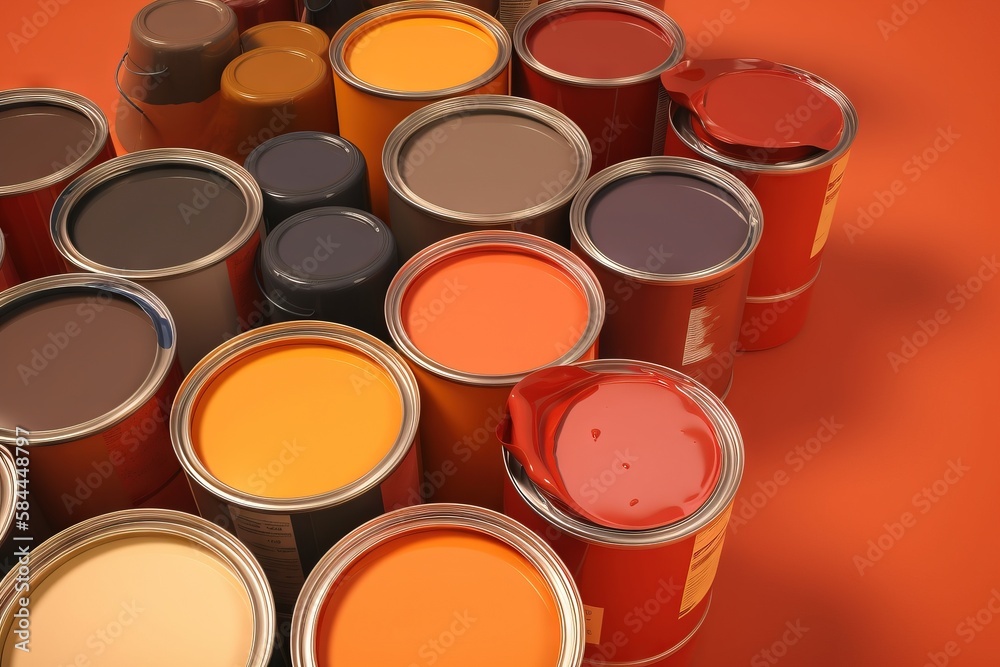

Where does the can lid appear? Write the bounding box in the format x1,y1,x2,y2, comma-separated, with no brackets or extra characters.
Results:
245,131,365,199
134,0,237,48
240,20,330,56
223,47,328,100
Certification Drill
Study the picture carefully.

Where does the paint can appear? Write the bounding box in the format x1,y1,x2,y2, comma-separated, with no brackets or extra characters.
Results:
245,131,370,232
500,359,744,666
383,94,592,260
569,156,762,398
241,20,330,55
0,89,115,281
329,1,511,221
0,508,275,666
50,148,264,372
385,230,604,509
290,504,585,667
0,274,195,531
0,234,18,292
662,62,858,349
170,321,421,614
224,0,297,31
0,448,15,574
513,0,684,175
259,207,397,340
297,0,501,37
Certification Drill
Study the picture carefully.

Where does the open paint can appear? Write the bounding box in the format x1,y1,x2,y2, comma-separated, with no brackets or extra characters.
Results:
291,504,585,667
170,321,421,614
0,448,15,574
0,234,18,292
500,359,744,666
0,508,275,665
0,274,194,531
329,1,511,221
385,230,604,509
0,89,114,281
383,95,592,259
51,148,264,372
513,0,684,175
569,156,762,398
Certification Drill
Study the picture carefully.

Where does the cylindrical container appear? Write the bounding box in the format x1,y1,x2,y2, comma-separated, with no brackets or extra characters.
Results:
0,89,114,281
569,157,762,398
0,234,18,291
298,0,500,37
330,1,511,221
50,148,265,372
383,95,592,260
291,504,584,667
513,0,684,175
214,47,339,163
663,65,858,350
260,207,397,339
0,508,275,666
170,321,422,614
244,131,370,232
501,359,744,666
241,19,330,54
385,231,604,510
224,0,297,31
116,0,242,152
0,275,195,531
0,448,15,574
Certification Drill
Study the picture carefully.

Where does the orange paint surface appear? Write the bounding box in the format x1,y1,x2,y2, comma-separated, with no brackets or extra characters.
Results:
401,249,589,375
191,343,402,498
315,528,562,666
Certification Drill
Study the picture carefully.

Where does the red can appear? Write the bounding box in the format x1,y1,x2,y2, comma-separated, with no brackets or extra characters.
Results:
513,0,684,175
0,89,115,280
0,233,18,292
223,0,297,31
500,359,744,666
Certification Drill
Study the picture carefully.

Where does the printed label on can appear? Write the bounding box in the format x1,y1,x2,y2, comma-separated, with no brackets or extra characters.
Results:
499,0,534,33
230,506,305,608
583,604,604,645
682,277,733,366
651,83,673,156
226,235,262,329
810,154,850,258
679,505,733,617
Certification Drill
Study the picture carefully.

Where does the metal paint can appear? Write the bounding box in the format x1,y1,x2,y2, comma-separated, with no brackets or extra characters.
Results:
224,0,297,31
383,94,592,260
569,156,762,398
240,19,331,55
0,234,19,292
329,1,511,221
501,359,744,666
50,148,264,372
385,230,604,510
291,504,585,667
0,89,114,281
0,448,15,575
170,321,422,615
297,0,501,37
0,274,195,531
513,0,684,175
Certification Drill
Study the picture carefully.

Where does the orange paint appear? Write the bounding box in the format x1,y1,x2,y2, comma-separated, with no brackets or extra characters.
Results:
191,342,402,498
315,528,562,666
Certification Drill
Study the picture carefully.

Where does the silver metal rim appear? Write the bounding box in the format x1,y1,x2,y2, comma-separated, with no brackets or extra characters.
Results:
583,595,710,666
745,264,822,303
383,94,592,224
0,274,177,446
170,321,421,513
0,88,109,196
504,358,744,547
569,156,764,284
515,0,686,88
50,148,263,280
385,230,606,387
330,1,511,101
0,447,15,546
291,504,585,667
0,508,275,667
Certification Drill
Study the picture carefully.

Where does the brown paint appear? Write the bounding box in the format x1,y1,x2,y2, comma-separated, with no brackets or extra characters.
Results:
0,104,95,188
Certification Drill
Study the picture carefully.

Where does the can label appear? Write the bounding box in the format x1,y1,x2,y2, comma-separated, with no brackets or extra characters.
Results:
226,234,262,327
682,276,734,366
230,506,305,609
679,505,732,617
810,153,851,258
583,604,605,645
651,83,673,156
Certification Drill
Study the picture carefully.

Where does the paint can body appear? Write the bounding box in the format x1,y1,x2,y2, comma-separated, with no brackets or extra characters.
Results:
240,20,330,56
0,235,18,292
224,0,297,31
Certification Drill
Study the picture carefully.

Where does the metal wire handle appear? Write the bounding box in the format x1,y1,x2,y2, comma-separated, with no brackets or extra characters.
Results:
115,50,168,116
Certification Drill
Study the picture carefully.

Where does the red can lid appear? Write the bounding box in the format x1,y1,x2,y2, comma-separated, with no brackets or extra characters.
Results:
498,365,722,530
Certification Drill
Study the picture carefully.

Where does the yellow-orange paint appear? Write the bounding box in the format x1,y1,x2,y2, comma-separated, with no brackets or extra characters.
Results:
315,528,562,666
345,16,498,92
401,250,589,375
192,342,402,498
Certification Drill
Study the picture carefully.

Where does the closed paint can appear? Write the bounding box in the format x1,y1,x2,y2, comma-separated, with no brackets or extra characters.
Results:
245,131,370,232
240,20,331,55
330,1,511,221
0,274,195,531
50,148,264,372
0,234,18,291
383,95,592,260
298,0,500,37
260,207,397,340
513,0,684,175
501,359,744,666
170,321,421,614
0,508,275,666
0,89,114,281
569,157,762,398
291,504,584,667
224,0,297,31
385,231,604,509
662,65,858,350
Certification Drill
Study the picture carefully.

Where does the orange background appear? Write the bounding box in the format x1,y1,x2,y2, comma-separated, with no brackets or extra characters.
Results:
2,1,998,665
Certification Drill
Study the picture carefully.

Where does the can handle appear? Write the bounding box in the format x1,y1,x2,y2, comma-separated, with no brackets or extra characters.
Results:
303,0,335,12
115,50,169,117
253,246,315,319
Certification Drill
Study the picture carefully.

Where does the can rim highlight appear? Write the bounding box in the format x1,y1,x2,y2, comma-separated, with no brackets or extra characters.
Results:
0,448,15,547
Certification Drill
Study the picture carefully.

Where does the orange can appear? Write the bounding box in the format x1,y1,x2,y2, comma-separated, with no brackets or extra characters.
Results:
240,20,331,55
